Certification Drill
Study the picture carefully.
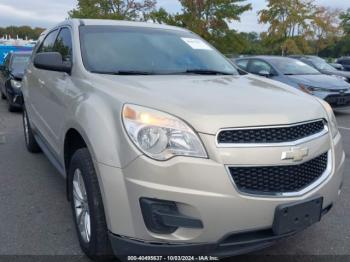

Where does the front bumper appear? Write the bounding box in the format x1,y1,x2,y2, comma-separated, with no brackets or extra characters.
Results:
97,131,345,256
314,91,350,109
109,203,333,257
6,87,23,107
109,230,293,257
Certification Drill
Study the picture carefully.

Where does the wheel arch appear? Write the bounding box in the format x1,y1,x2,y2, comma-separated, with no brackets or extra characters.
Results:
64,127,89,201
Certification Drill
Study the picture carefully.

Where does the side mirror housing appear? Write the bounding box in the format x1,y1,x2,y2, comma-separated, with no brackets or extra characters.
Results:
258,70,271,77
34,52,71,74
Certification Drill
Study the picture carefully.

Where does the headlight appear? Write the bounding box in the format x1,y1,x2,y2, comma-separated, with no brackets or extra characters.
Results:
122,104,208,160
332,75,347,81
10,79,22,89
317,99,339,138
298,84,315,94
325,103,339,138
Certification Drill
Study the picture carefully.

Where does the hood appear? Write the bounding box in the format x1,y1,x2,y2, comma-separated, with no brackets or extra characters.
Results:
91,74,326,135
287,74,350,90
325,70,350,81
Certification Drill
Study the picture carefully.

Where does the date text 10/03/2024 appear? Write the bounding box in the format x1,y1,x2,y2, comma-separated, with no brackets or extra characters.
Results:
127,256,220,261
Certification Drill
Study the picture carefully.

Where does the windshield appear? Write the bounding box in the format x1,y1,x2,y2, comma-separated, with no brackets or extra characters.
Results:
310,57,337,72
271,58,321,75
11,54,31,72
79,26,238,75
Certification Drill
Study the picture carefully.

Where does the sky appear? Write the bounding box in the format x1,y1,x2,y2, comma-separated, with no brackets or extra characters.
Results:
0,0,348,32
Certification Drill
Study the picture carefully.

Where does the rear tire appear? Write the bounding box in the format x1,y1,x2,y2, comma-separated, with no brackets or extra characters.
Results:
23,108,41,153
68,148,114,261
1,92,5,100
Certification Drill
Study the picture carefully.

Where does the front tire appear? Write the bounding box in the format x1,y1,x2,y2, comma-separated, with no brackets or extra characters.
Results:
23,108,41,153
68,148,113,261
8,101,17,112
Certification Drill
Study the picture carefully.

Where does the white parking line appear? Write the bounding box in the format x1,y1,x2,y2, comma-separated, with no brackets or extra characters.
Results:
339,126,350,131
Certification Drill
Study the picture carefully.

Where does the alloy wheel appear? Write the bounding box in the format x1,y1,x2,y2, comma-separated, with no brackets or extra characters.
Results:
73,169,91,243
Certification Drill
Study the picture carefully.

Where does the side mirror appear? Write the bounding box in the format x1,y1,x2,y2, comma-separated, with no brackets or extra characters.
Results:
34,52,71,74
258,70,271,77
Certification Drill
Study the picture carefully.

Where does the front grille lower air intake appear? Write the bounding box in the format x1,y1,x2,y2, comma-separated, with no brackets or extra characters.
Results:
228,153,328,195
217,120,325,144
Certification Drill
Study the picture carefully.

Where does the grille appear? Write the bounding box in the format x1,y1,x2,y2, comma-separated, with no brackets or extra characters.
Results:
229,153,328,195
217,120,325,144
325,94,350,108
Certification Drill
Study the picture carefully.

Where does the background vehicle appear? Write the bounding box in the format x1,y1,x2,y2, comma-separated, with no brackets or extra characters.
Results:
0,51,32,111
22,20,344,260
336,57,350,71
0,45,33,65
329,63,345,71
289,55,350,82
235,56,350,109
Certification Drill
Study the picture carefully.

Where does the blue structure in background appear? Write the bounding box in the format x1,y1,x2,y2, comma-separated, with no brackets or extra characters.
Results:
0,45,33,65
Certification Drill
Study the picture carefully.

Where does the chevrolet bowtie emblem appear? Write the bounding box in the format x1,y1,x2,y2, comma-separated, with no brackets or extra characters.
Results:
281,147,309,162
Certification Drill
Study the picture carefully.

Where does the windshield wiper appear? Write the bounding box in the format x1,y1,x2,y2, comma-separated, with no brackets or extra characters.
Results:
91,69,235,75
91,70,154,75
116,70,155,75
183,69,234,75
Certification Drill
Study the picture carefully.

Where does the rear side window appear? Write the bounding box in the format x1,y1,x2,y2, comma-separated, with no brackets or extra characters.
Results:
37,30,58,53
54,28,73,62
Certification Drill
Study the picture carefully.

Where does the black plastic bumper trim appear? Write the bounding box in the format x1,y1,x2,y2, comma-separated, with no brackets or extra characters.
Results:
154,210,203,229
109,204,333,257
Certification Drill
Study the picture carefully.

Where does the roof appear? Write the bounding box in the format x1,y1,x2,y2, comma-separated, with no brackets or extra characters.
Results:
236,55,296,61
289,55,319,59
10,51,32,56
55,18,189,33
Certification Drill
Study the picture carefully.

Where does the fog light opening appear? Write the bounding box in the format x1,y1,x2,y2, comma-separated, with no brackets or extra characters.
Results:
140,198,203,234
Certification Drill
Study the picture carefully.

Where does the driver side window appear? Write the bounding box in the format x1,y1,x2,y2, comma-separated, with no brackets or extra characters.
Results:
4,54,11,70
53,28,73,62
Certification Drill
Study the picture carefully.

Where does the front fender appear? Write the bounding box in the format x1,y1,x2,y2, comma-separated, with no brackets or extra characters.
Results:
61,93,141,170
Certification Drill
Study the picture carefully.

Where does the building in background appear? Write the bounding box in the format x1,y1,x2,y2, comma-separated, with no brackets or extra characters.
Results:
0,36,36,65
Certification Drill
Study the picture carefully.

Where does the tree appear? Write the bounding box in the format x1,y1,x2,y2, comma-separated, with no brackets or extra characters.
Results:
150,0,251,54
259,0,317,55
69,0,157,21
147,7,180,26
237,32,267,55
0,26,45,40
311,7,341,55
340,8,350,35
320,8,350,57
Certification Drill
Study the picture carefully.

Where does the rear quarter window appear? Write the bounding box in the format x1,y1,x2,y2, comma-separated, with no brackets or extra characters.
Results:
37,30,59,53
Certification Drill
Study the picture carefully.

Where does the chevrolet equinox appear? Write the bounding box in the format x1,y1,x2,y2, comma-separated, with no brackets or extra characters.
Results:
22,19,345,260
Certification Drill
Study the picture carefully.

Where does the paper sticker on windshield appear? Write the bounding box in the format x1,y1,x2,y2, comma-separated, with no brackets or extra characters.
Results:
181,38,213,50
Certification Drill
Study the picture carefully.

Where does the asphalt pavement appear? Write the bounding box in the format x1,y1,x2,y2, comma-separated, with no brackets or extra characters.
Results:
0,98,349,260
